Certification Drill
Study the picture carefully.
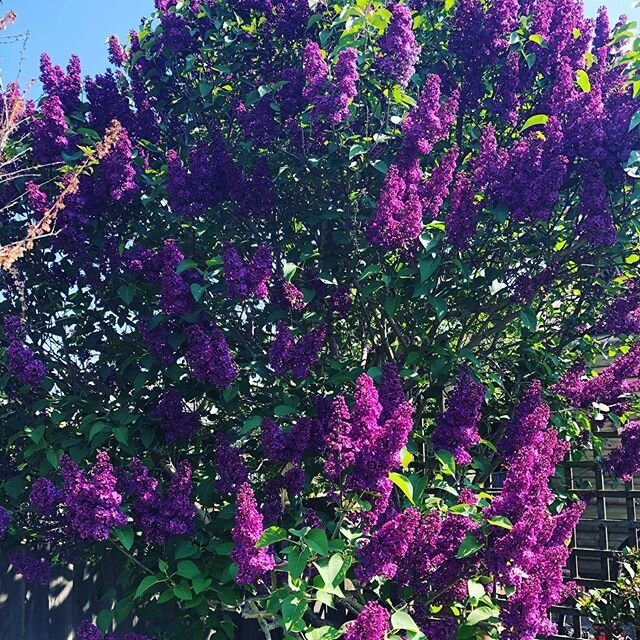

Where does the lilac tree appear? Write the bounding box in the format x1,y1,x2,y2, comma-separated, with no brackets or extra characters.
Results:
0,1,639,639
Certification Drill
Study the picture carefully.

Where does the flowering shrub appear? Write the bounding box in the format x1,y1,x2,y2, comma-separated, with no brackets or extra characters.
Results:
1,1,640,639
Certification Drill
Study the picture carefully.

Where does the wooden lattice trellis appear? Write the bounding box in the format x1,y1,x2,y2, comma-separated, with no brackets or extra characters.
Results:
550,428,639,639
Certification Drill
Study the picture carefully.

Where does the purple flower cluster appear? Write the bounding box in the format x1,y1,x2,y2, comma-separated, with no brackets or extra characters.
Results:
605,421,640,482
4,315,48,388
421,146,459,218
302,42,359,126
268,321,326,379
76,621,154,640
108,36,127,67
39,53,82,112
261,417,311,464
377,3,421,87
486,412,585,640
223,244,273,299
124,459,196,545
431,366,485,465
272,277,306,311
59,452,127,541
31,96,69,163
9,551,51,585
151,389,200,441
323,366,414,522
344,602,390,640
214,435,249,495
30,477,64,516
186,324,238,389
552,344,640,407
231,482,275,584
96,125,138,203
262,466,306,522
500,381,551,462
599,281,640,335
0,506,10,538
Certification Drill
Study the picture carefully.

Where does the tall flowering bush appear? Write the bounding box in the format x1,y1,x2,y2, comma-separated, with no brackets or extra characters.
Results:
1,1,640,639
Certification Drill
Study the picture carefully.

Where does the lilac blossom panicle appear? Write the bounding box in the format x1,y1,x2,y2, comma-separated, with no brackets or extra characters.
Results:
500,381,551,462
269,321,326,379
223,244,273,299
59,451,127,541
151,389,200,441
445,172,478,249
31,95,69,163
344,601,390,640
0,506,10,538
421,146,459,218
273,277,306,310
605,421,640,481
30,477,64,516
76,621,155,640
231,482,275,584
9,551,51,585
379,362,406,423
186,324,238,389
261,417,311,465
599,280,640,335
323,396,355,481
431,365,485,464
124,459,196,544
108,36,127,67
215,435,249,495
39,53,82,112
377,3,421,88
4,315,48,388
355,508,421,583
97,125,138,203
552,343,640,407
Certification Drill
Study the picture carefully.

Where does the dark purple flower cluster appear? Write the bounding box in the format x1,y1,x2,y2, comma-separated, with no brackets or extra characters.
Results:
262,466,306,522
323,367,414,522
9,551,51,586
85,71,134,134
4,315,48,388
124,459,196,544
138,317,175,366
268,321,326,379
272,277,306,311
330,285,352,316
59,452,127,541
302,42,359,126
108,36,127,67
431,365,485,465
234,99,278,148
0,506,10,538
31,96,69,163
261,417,311,464
605,421,640,482
26,180,50,213
377,3,421,88
166,133,244,217
344,601,390,640
214,435,249,495
223,244,273,300
96,125,139,203
30,477,64,516
186,324,238,389
76,620,154,640
231,482,275,584
39,53,82,112
421,146,459,218
500,381,551,462
486,412,584,640
552,344,640,408
151,389,200,441
599,281,640,335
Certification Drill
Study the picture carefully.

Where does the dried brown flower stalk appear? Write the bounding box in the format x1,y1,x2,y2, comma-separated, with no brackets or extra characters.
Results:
0,119,124,271
0,10,17,31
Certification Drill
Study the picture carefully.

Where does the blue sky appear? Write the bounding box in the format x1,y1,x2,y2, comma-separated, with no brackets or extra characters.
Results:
0,0,637,94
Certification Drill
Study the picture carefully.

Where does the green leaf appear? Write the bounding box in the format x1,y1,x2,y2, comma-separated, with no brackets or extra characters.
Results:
256,526,288,548
172,583,192,601
466,606,498,625
389,472,415,504
435,450,456,476
191,283,206,302
314,554,343,589
287,546,310,581
487,515,513,530
118,284,136,305
519,114,549,133
306,529,329,556
391,610,420,633
456,532,483,559
305,627,343,640
96,609,113,633
629,111,640,132
177,560,200,579
176,259,198,274
115,526,135,551
135,575,160,599
46,450,59,470
419,256,440,283
576,69,591,92
349,144,365,159
283,262,297,281
467,579,485,599
520,307,537,332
